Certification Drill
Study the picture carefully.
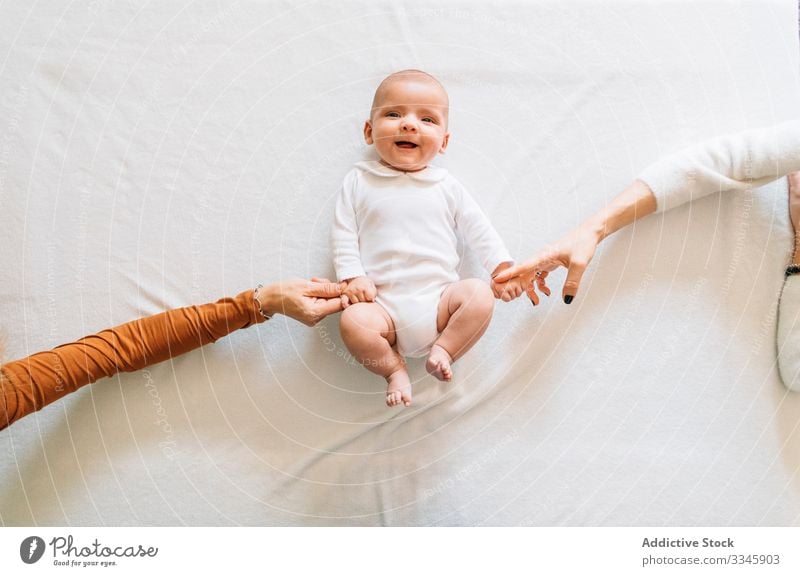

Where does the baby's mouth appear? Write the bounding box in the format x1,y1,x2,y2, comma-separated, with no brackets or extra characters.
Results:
395,141,418,149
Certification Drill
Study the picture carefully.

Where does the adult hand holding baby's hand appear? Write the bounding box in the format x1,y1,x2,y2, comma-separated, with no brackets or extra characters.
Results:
493,223,599,305
492,253,556,306
341,276,377,308
256,277,346,326
493,179,656,306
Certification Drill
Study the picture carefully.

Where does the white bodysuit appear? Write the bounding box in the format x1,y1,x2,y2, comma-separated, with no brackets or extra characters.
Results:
332,160,511,358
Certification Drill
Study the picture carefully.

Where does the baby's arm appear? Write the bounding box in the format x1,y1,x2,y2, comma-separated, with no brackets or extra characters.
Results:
453,182,517,298
332,172,377,307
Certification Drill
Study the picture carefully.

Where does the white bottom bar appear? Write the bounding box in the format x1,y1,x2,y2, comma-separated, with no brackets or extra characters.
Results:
2,527,798,575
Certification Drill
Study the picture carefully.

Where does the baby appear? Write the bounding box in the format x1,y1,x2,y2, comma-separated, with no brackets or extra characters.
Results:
332,70,525,407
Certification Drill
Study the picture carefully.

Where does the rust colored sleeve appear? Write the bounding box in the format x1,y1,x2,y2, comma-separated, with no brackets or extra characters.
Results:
0,290,266,431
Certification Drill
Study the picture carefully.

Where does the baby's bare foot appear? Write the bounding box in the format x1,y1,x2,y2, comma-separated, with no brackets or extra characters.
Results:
386,367,412,407
426,344,453,382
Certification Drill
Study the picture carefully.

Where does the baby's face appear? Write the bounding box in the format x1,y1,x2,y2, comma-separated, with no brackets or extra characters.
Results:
364,78,450,172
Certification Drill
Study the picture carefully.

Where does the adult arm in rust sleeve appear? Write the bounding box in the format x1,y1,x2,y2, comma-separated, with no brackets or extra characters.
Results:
0,279,343,431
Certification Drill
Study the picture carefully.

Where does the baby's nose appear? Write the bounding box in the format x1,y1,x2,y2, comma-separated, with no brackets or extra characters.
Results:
400,117,419,131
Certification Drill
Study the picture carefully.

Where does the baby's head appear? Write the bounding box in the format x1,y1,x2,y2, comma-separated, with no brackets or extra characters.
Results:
364,69,450,172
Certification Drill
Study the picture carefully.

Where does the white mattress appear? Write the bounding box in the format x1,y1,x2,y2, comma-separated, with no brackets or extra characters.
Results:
1,0,799,526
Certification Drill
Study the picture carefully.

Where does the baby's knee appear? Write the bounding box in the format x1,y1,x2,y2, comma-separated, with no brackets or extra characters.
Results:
460,279,494,315
340,304,382,337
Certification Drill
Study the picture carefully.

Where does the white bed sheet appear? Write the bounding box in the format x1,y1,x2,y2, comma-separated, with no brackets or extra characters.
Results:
1,0,799,526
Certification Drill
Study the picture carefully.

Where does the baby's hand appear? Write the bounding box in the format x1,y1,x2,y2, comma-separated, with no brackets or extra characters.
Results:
492,277,525,302
491,276,526,302
342,276,377,308
490,262,525,302
490,261,526,303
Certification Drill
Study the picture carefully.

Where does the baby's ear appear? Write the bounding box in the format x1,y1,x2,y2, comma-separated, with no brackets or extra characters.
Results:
439,132,450,154
363,120,374,145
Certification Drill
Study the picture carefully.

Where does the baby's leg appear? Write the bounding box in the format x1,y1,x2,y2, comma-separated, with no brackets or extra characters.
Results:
427,279,494,381
339,303,412,407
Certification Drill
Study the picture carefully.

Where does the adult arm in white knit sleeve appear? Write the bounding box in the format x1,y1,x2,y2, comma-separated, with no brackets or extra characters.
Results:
493,118,800,305
639,118,800,213
331,173,366,282
454,183,513,274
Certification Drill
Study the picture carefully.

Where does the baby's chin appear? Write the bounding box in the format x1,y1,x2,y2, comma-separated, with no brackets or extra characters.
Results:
378,158,429,173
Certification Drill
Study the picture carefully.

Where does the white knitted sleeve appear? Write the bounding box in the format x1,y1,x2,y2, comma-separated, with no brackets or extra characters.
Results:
638,118,800,213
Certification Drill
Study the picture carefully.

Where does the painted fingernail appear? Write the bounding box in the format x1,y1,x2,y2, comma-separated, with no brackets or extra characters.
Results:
564,295,574,304
531,299,537,307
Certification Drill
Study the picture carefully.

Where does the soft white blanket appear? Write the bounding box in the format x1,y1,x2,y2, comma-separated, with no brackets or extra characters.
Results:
1,0,799,526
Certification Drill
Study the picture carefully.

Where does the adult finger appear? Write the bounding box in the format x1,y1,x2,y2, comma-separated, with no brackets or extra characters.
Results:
536,272,552,297
340,294,350,309
525,280,540,307
312,297,344,320
562,261,587,304
306,281,344,298
492,261,533,283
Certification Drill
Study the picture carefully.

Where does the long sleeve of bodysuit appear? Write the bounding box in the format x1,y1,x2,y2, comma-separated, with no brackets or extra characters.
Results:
332,170,367,281
637,118,800,213
0,290,266,431
453,182,513,274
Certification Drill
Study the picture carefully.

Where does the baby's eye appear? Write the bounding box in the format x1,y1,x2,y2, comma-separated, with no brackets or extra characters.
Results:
385,111,400,118
421,117,435,123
